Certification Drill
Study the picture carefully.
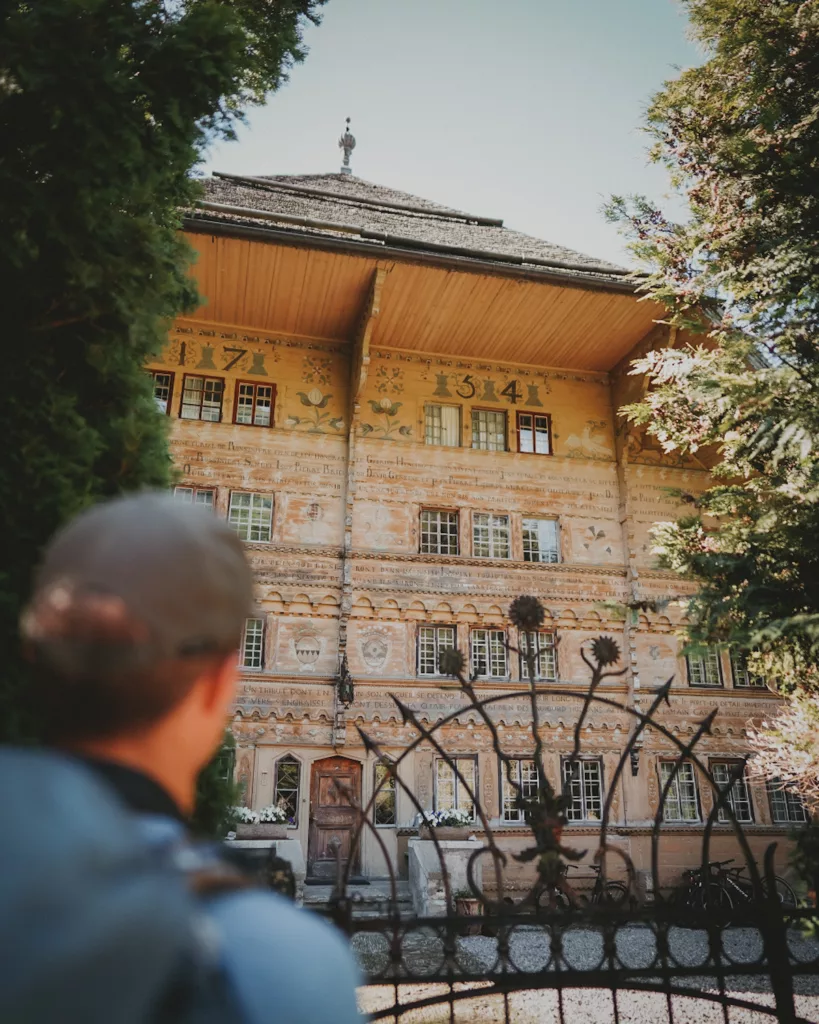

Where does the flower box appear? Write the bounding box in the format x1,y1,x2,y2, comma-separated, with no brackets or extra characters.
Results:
420,825,473,841
235,823,288,840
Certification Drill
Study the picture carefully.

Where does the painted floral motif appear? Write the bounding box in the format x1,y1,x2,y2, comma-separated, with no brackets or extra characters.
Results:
285,389,344,433
360,398,412,440
302,355,333,386
374,365,404,394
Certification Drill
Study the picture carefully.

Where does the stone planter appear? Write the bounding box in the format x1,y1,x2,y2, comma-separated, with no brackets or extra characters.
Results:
454,896,483,935
236,823,288,840
420,826,473,841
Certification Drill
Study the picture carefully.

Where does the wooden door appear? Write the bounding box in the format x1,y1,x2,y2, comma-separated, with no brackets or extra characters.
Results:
307,756,362,880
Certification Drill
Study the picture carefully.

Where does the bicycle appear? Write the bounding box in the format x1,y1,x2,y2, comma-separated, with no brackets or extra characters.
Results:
714,859,797,908
673,859,797,910
536,863,629,910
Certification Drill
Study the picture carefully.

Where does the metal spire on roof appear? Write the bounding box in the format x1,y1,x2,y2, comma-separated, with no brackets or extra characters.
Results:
338,117,356,175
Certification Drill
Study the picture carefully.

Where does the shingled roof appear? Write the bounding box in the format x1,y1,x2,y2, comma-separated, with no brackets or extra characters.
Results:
188,172,635,289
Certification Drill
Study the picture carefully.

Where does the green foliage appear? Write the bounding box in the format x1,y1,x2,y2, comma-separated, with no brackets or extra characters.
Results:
0,0,322,794
191,731,241,838
605,0,819,699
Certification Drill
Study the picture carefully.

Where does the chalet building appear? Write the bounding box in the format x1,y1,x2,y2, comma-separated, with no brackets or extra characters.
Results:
146,139,801,891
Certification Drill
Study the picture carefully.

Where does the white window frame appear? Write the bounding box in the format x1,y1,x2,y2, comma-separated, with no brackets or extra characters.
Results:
472,513,510,559
730,649,765,688
768,780,808,825
434,756,477,820
274,755,301,827
686,647,723,687
471,409,507,452
562,758,603,822
373,760,397,826
240,617,264,670
228,491,273,543
712,761,754,823
417,625,457,676
420,509,459,555
173,486,215,509
470,629,508,679
502,758,539,823
424,404,460,447
519,631,558,681
522,518,560,563
659,761,701,822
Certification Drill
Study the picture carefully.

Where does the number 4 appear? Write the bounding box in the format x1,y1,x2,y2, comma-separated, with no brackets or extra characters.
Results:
501,379,522,404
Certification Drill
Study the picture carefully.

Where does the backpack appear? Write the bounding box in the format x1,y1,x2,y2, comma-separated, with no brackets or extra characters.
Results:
0,748,242,1024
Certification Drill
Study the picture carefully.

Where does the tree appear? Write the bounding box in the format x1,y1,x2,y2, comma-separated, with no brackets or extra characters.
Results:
0,0,323,826
606,0,819,809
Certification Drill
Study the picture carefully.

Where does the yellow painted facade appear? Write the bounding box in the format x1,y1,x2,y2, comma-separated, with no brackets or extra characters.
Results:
147,225,793,891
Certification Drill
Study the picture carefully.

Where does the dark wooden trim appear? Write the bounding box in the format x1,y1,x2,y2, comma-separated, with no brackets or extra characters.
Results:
232,378,277,428
516,410,553,455
179,372,225,421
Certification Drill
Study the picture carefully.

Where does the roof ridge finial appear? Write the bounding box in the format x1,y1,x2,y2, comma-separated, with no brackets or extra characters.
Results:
338,117,356,175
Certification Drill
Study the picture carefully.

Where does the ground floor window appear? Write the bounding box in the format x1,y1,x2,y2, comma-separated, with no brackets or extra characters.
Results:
274,755,300,826
502,758,539,823
711,761,754,823
435,757,476,819
562,758,603,822
373,760,397,826
660,761,700,822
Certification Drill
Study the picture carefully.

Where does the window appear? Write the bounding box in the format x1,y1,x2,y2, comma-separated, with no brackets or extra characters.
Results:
473,513,510,559
730,649,765,688
149,370,174,414
659,761,700,822
471,629,508,678
274,756,300,826
471,409,507,451
520,631,558,681
562,759,603,822
435,757,476,818
241,617,264,670
712,761,754,823
180,374,224,422
374,760,397,826
502,759,539,823
768,780,808,825
234,381,275,427
522,518,560,563
686,647,723,687
228,492,273,543
173,486,214,509
517,412,552,455
425,404,460,447
420,510,459,555
417,625,456,676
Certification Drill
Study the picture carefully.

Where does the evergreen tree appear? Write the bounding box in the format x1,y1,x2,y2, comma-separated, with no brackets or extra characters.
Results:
606,0,819,805
0,0,323,824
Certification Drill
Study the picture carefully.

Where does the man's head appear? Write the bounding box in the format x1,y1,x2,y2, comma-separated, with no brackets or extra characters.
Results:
21,493,254,778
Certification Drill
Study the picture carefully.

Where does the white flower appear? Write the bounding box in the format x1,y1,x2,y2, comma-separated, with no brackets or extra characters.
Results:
257,804,288,824
307,388,324,406
233,806,258,824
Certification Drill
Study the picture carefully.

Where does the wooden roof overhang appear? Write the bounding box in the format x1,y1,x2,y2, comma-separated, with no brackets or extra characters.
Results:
182,216,665,372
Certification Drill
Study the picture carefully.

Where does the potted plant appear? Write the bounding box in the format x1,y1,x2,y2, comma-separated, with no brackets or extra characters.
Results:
420,808,474,840
452,887,483,935
234,804,289,839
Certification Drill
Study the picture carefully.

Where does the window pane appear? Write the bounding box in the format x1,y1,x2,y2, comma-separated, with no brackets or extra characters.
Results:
473,513,510,559
425,404,459,446
522,518,559,563
503,759,538,822
201,379,223,422
173,487,194,503
229,492,273,542
769,780,807,824
374,762,396,825
518,413,534,453
730,649,765,688
471,630,507,677
241,618,264,669
418,625,455,676
713,762,753,823
534,416,551,454
472,410,506,451
687,647,722,686
520,631,557,680
181,376,204,419
420,510,459,555
151,372,173,414
274,758,300,825
660,762,700,822
236,383,254,424
436,759,456,811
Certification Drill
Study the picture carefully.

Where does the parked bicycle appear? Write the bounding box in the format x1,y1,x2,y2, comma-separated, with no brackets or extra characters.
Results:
537,863,629,910
673,859,797,910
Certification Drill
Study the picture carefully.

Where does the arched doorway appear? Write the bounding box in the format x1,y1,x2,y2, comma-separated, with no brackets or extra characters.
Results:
307,756,362,881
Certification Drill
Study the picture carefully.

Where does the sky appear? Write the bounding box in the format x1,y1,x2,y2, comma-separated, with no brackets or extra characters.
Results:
203,0,702,266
